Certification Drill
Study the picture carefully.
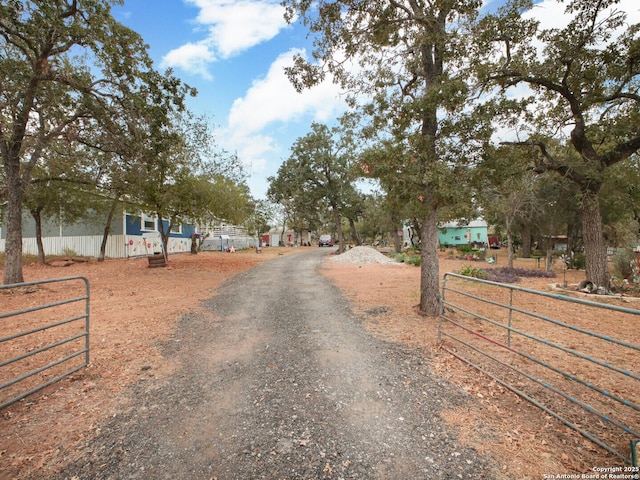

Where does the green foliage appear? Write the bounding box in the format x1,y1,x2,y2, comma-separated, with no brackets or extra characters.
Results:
572,253,586,270
0,0,202,282
405,255,421,266
611,248,637,281
388,252,422,265
389,252,422,266
473,0,640,288
456,245,474,254
388,252,404,262
267,122,360,252
458,264,488,279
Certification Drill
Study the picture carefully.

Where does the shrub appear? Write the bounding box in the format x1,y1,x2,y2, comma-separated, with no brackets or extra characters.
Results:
62,247,78,257
458,264,487,279
611,248,636,281
572,252,586,270
405,255,421,266
492,267,556,279
388,252,405,262
456,244,473,254
483,269,521,283
459,266,556,284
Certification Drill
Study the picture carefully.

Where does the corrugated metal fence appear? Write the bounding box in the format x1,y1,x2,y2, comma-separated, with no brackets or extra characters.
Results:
0,277,90,409
0,235,126,258
438,272,640,465
0,233,258,259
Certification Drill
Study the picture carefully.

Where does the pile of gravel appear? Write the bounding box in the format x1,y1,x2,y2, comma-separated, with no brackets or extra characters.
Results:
329,246,402,265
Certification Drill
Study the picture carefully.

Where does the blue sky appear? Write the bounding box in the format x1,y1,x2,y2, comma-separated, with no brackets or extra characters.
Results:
114,0,345,200
113,0,639,200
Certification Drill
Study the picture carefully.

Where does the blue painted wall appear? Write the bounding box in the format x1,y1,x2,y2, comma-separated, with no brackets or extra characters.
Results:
124,214,194,238
437,222,488,247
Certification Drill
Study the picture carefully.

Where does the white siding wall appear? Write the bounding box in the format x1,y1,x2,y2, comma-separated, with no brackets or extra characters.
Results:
0,234,195,259
0,235,127,258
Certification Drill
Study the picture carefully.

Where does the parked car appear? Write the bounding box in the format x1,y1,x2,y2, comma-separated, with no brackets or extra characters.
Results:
318,235,334,247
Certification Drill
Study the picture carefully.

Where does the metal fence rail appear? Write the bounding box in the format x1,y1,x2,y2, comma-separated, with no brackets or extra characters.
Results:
1,276,90,409
438,272,640,465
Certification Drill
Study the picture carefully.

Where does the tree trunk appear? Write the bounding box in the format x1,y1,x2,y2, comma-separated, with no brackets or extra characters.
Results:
390,214,402,253
566,220,579,269
3,163,25,285
348,217,361,246
31,207,46,264
505,216,514,268
521,222,532,258
411,219,421,248
280,221,286,246
157,215,170,261
546,248,553,272
332,206,344,254
98,197,120,262
419,208,440,317
506,231,514,268
581,190,609,289
392,228,402,253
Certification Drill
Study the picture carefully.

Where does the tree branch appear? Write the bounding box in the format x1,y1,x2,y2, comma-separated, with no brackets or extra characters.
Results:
500,140,586,185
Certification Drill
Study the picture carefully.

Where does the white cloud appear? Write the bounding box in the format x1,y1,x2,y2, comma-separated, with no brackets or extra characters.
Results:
162,42,216,79
193,0,290,58
215,49,347,197
523,0,567,27
162,0,289,77
525,0,640,32
228,49,346,134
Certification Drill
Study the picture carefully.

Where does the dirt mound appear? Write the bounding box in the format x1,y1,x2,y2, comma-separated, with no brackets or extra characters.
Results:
329,246,401,265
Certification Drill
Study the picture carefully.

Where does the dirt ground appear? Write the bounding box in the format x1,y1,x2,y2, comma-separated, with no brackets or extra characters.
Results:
323,251,640,479
0,247,638,479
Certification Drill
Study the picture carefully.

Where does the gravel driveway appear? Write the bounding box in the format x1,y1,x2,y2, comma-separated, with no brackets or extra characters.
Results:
54,248,496,479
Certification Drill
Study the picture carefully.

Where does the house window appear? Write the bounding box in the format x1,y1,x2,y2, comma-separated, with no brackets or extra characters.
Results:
141,214,157,232
455,236,461,240
170,223,182,234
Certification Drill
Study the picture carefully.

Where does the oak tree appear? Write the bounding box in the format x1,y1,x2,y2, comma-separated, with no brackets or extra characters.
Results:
474,0,640,289
283,0,488,315
0,0,192,283
269,123,359,253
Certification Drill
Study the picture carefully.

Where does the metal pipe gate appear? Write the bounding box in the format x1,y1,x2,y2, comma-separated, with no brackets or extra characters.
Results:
438,272,640,465
1,276,90,409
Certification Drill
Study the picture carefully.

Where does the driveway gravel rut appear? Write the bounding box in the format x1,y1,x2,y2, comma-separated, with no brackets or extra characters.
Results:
53,248,496,479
